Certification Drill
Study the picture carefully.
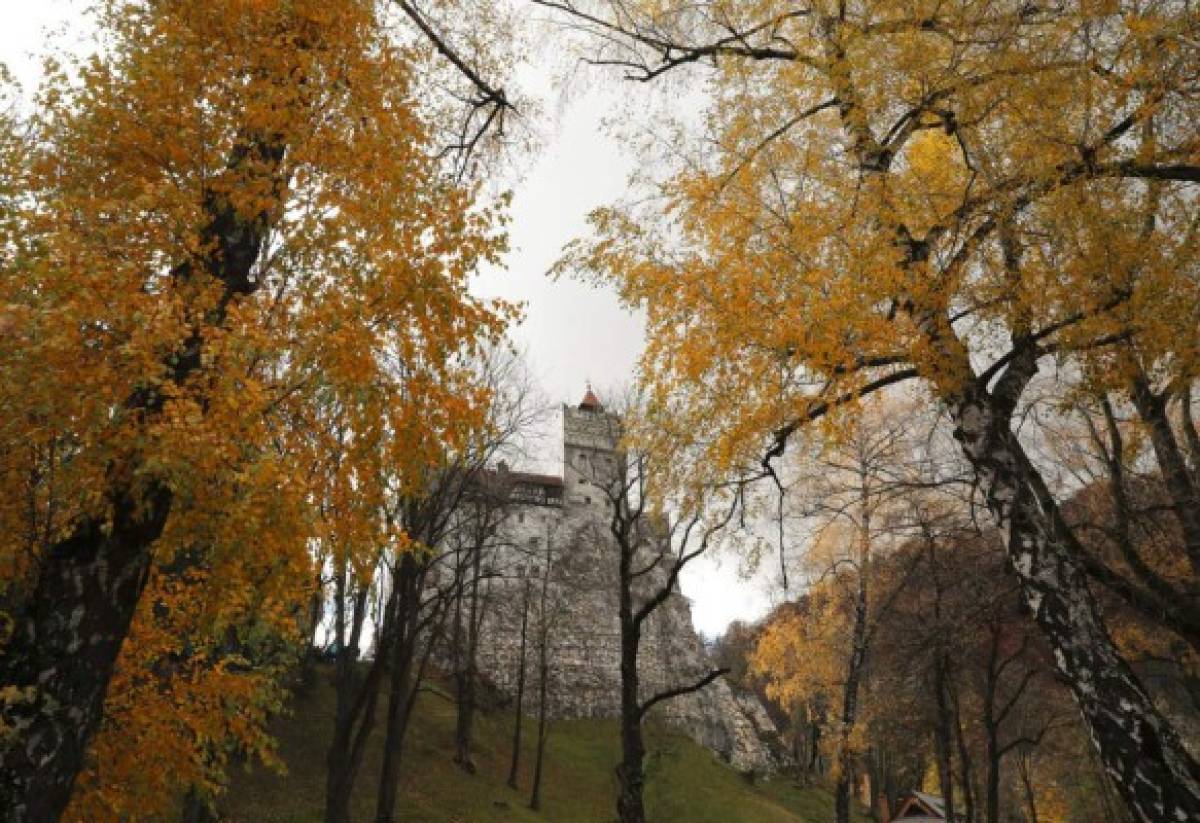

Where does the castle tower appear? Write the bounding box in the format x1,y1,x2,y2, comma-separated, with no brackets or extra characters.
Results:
562,385,621,508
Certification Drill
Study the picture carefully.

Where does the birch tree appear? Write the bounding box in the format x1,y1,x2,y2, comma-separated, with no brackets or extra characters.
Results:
540,2,1200,818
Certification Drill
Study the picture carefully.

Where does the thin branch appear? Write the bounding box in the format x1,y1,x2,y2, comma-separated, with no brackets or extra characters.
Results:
638,667,729,720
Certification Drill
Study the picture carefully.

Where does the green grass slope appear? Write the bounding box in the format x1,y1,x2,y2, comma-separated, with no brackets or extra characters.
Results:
220,671,846,822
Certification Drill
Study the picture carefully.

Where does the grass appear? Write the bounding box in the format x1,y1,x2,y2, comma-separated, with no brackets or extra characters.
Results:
219,668,851,822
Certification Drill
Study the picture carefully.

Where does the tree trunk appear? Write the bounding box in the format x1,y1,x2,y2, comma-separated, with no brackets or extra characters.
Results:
0,135,283,821
835,576,868,823
454,535,485,773
616,572,646,823
836,485,871,823
325,624,386,823
928,536,956,823
529,628,550,811
1128,370,1200,578
1017,750,1039,823
985,725,1001,823
951,677,977,823
507,580,530,790
180,787,219,823
374,554,424,823
933,655,957,823
983,625,1002,823
323,552,390,823
1178,382,1200,481
925,321,1200,822
810,720,822,775
373,646,413,823
792,704,809,784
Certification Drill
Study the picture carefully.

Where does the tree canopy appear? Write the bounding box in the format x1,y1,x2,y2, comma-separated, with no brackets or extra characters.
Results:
545,1,1200,819
0,1,514,817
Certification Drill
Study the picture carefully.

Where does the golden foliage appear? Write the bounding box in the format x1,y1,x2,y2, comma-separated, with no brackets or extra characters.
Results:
0,0,515,813
560,0,1200,489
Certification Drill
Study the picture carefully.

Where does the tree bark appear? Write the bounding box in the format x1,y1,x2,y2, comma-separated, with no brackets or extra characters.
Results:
835,483,871,823
454,533,485,773
1127,369,1200,578
984,718,1000,823
324,565,388,823
374,554,425,823
928,533,956,823
1178,382,1200,481
982,623,1004,823
507,580,530,790
951,681,977,823
792,704,810,784
1017,750,1039,823
529,624,550,811
0,135,284,822
810,719,822,776
933,655,957,823
923,317,1200,822
616,557,647,823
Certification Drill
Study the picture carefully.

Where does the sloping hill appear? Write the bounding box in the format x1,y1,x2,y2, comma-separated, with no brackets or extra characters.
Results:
219,671,847,822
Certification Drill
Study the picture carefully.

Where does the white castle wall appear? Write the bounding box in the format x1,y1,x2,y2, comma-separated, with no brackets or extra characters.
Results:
470,402,785,773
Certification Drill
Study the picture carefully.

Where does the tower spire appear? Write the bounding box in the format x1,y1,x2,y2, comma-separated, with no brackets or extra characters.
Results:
579,381,603,411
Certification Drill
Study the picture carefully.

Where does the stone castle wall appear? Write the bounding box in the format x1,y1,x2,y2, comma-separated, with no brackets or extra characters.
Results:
469,403,785,773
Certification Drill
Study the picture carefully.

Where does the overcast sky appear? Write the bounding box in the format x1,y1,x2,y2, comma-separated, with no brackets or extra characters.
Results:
0,0,778,637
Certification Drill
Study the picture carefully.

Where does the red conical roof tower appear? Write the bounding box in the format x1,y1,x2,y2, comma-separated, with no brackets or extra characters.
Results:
578,382,603,411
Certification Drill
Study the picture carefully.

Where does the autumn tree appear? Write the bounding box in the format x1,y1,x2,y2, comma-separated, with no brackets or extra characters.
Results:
370,356,546,823
1044,392,1200,653
733,602,830,786
318,362,535,823
540,2,1200,818
872,517,1077,823
765,398,934,823
0,1,515,818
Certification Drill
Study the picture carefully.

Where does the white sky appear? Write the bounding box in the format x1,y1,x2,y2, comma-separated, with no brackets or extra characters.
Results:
0,0,776,637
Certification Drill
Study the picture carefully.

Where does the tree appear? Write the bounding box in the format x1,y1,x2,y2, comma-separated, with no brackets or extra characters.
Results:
1047,393,1200,651
528,519,566,812
0,1,514,817
765,399,929,823
447,353,545,775
576,396,736,823
541,2,1200,818
449,491,494,776
506,577,533,790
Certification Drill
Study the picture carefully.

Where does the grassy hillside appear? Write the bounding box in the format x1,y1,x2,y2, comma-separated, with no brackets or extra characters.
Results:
219,670,850,822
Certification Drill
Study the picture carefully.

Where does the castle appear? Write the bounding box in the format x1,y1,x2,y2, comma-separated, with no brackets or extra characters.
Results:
470,388,784,773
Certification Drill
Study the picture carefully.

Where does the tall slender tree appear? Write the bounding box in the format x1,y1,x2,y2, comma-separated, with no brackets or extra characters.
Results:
576,399,735,823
